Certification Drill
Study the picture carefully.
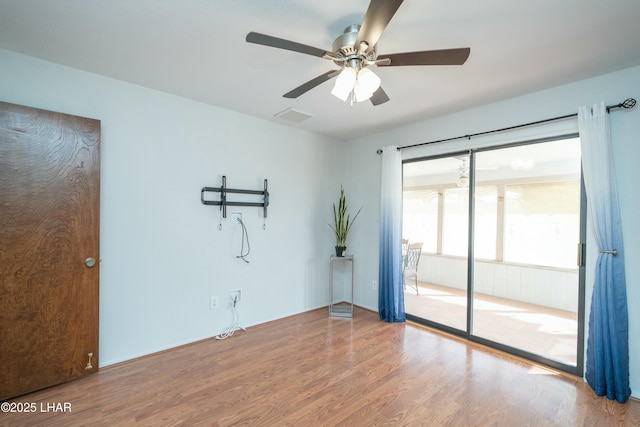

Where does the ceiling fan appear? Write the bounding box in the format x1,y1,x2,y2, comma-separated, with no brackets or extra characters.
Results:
454,156,498,187
245,0,470,106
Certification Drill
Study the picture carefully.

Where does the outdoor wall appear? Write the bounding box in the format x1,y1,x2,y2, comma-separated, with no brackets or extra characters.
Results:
419,255,578,312
0,48,344,366
345,64,640,397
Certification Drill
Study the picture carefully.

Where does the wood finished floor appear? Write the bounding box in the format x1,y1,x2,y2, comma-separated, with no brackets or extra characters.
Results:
2,307,638,426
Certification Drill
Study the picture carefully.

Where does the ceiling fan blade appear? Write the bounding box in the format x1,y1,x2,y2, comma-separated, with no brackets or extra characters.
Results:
370,86,390,106
355,0,404,54
283,70,339,99
246,32,336,59
377,48,471,66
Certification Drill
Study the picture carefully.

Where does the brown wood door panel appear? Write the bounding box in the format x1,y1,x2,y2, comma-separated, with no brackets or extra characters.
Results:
0,101,100,400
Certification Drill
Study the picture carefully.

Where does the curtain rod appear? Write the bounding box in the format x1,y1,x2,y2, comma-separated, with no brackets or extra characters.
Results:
376,98,636,154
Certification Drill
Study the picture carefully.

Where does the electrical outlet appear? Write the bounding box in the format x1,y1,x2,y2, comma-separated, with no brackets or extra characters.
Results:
229,289,241,305
372,280,377,290
231,212,242,223
210,296,219,309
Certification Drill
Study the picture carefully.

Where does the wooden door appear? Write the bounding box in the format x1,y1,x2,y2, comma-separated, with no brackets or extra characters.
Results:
0,101,100,400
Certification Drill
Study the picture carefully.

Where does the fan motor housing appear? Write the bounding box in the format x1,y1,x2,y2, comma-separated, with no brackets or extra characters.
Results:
332,24,377,66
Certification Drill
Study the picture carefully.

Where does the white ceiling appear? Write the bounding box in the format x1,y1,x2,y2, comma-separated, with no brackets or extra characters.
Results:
1,0,640,141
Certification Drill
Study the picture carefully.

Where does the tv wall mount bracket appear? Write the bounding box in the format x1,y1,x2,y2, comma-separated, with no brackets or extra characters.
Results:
201,176,269,219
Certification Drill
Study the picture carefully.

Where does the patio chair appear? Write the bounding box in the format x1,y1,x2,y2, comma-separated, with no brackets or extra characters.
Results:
403,242,423,295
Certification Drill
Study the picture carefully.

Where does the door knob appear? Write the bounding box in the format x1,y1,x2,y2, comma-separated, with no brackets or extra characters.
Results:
85,257,96,267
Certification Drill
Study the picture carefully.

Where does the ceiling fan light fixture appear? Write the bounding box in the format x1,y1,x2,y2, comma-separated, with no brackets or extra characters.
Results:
456,175,469,188
353,67,381,102
332,66,381,103
246,1,471,107
331,67,357,101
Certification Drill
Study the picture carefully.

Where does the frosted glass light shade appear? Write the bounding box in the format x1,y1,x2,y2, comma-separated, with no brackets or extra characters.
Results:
331,67,357,101
358,67,381,93
331,66,381,103
353,81,371,103
353,67,381,102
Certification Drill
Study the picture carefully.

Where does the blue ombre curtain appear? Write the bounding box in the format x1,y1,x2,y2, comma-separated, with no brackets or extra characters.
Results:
579,102,630,403
378,145,405,322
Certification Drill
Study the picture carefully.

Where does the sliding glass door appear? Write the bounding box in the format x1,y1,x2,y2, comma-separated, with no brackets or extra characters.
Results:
402,137,585,374
403,155,468,332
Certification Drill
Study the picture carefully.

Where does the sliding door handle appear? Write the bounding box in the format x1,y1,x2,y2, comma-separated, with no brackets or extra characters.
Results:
577,243,585,267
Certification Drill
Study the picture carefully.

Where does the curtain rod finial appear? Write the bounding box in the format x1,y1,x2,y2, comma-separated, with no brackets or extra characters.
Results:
621,98,636,109
608,98,636,113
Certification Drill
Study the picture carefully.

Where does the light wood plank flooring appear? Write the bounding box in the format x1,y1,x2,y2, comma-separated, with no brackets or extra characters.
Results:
1,307,638,426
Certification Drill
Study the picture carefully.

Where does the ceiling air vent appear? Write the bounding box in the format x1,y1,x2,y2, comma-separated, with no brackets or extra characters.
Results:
274,107,313,123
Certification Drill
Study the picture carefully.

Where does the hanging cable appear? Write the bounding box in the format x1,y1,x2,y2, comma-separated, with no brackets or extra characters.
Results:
236,217,250,263
215,294,245,340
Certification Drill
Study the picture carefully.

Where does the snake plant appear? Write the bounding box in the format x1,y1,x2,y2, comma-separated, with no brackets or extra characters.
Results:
328,186,361,247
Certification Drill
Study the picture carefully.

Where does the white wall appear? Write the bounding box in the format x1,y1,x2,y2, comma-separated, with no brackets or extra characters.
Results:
0,48,344,366
345,65,640,397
